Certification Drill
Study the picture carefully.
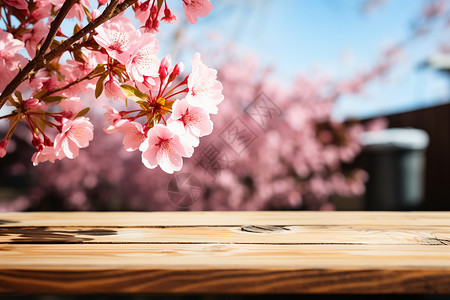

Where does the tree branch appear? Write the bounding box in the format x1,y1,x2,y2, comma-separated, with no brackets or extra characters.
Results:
0,0,77,109
43,71,107,98
0,0,138,110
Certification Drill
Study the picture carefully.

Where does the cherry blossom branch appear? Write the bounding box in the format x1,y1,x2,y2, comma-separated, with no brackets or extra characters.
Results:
0,0,78,109
0,0,138,110
42,71,108,98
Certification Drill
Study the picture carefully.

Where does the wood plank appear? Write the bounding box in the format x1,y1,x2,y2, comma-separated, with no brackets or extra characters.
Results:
0,244,450,294
1,211,450,227
0,212,450,294
0,268,449,294
0,225,449,245
1,244,450,269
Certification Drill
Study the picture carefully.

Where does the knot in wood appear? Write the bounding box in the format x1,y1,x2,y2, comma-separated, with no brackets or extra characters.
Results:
241,225,290,233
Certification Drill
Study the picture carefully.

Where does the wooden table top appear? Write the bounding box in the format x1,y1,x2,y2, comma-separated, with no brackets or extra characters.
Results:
0,211,449,294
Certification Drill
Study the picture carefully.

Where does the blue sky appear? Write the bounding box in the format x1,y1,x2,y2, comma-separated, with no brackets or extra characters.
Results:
166,0,450,120
4,0,449,121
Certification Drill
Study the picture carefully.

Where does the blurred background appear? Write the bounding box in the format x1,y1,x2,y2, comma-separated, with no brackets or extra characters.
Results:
1,0,450,212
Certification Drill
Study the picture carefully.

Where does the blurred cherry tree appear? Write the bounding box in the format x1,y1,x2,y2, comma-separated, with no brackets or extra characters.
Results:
1,0,449,211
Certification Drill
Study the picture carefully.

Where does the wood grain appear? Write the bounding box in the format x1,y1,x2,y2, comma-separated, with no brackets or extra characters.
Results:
0,212,449,294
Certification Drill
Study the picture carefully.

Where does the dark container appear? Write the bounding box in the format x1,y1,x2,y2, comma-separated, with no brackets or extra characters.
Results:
361,128,429,211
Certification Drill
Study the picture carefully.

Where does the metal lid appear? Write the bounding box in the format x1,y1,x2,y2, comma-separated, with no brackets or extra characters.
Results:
360,128,429,150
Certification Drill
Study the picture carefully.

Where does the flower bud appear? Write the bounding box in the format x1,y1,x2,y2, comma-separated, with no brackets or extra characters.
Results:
91,9,101,19
162,7,177,24
141,0,150,12
150,4,158,18
152,19,159,31
168,62,184,82
43,135,54,147
24,98,40,110
159,55,171,78
0,139,7,158
98,0,108,6
31,134,43,151
172,62,184,76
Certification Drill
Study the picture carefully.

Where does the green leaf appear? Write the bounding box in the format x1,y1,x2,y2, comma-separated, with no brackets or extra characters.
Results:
7,95,21,108
89,64,106,77
41,95,66,103
120,84,149,102
73,49,86,63
35,117,47,132
83,5,92,23
75,107,90,118
40,118,56,128
14,91,23,103
136,100,150,109
33,89,48,100
95,73,108,98
50,40,61,49
73,24,82,35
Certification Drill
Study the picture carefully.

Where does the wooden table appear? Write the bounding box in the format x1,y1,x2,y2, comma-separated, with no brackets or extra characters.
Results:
0,211,449,294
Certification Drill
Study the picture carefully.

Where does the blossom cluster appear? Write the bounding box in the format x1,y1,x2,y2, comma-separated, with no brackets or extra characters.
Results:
0,45,392,212
0,0,222,174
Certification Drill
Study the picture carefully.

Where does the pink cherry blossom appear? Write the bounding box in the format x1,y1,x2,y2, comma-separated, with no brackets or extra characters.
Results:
31,146,59,166
135,1,151,24
4,0,28,10
168,99,213,147
103,106,123,130
159,55,171,78
93,16,140,64
185,52,224,114
91,9,101,20
54,117,94,159
31,0,54,19
0,30,27,91
59,98,84,119
140,124,193,174
117,121,147,151
125,34,160,82
182,0,213,24
162,6,177,24
66,0,90,21
104,118,129,134
135,75,159,91
104,77,126,100
22,21,48,58
62,49,103,81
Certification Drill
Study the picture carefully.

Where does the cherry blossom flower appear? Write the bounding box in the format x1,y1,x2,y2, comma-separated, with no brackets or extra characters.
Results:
135,1,151,24
162,5,177,24
62,49,103,81
115,121,147,151
59,98,84,119
182,0,213,24
93,16,140,64
22,21,48,58
31,146,58,166
103,106,123,130
67,0,90,22
140,124,193,174
168,99,213,147
125,34,160,82
4,0,28,10
185,53,224,114
0,30,27,91
54,117,94,159
104,77,126,100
